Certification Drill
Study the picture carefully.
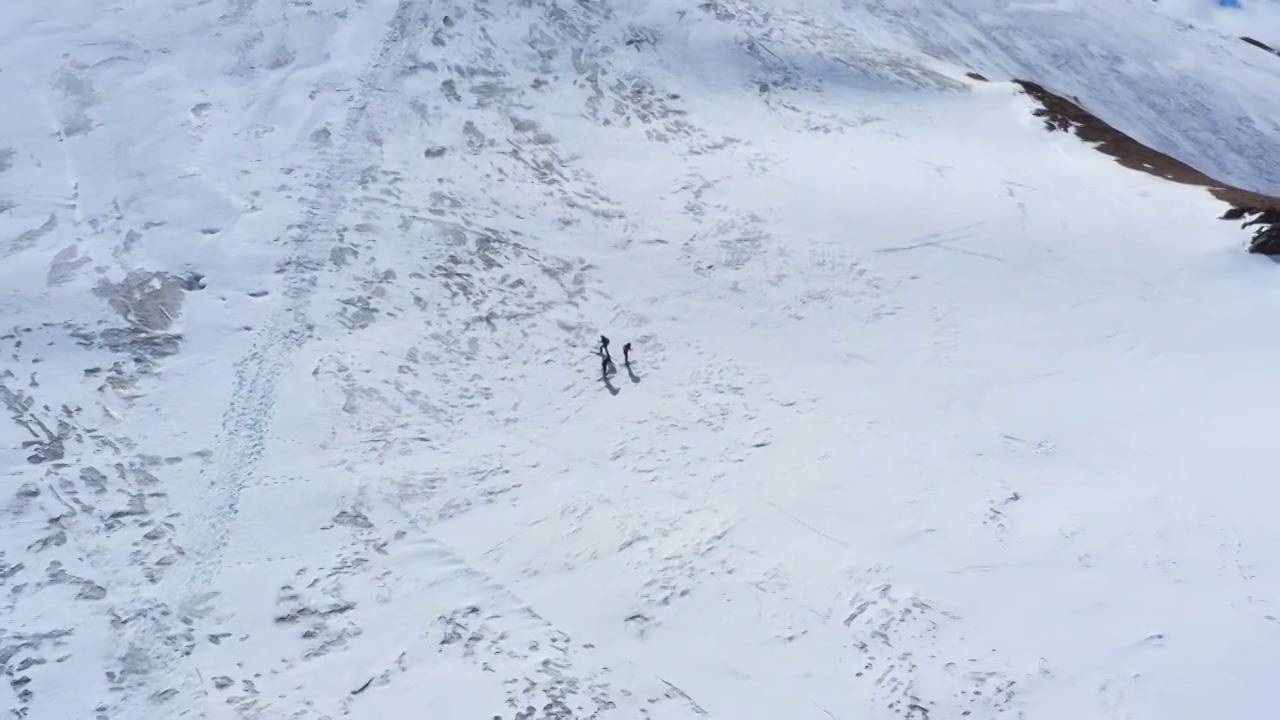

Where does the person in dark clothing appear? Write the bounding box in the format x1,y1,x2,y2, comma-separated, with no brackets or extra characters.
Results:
599,335,613,376
622,342,632,365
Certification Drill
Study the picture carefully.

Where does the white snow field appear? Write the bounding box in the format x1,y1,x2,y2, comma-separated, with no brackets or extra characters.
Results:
1154,0,1280,48
4,0,1280,718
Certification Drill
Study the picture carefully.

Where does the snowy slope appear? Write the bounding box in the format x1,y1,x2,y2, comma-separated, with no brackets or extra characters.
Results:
3,0,1280,719
1155,0,1280,50
863,0,1280,194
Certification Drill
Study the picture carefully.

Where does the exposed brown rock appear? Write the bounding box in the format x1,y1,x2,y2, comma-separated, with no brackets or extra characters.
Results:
1013,79,1280,254
966,71,989,82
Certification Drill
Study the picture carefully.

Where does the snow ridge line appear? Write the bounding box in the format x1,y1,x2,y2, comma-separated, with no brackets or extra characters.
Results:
119,1,428,716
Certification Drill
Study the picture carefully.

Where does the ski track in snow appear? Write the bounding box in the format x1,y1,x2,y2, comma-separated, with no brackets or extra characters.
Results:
172,0,431,715
3,0,1280,719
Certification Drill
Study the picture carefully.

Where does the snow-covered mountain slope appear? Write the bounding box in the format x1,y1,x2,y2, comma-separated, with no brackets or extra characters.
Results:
1155,0,1280,50
865,0,1280,195
3,0,1280,719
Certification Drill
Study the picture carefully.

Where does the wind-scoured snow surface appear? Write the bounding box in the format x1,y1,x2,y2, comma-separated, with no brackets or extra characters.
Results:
1156,0,1280,47
3,0,1280,718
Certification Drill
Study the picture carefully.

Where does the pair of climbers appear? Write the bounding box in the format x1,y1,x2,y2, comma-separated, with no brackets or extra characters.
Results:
598,335,631,376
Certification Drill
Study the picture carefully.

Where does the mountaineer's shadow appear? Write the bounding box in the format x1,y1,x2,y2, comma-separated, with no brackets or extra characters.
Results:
604,369,620,396
625,362,640,384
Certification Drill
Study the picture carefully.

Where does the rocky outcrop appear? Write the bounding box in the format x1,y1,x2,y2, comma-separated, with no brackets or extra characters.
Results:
1241,36,1280,58
1011,79,1280,255
1223,207,1280,254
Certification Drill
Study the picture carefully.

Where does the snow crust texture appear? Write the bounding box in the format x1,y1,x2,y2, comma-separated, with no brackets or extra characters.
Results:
3,0,1280,719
